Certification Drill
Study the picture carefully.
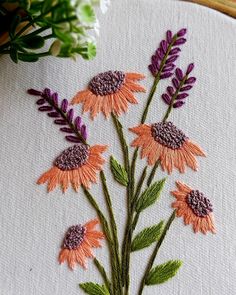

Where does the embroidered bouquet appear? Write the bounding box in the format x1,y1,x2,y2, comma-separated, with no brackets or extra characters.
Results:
28,28,216,295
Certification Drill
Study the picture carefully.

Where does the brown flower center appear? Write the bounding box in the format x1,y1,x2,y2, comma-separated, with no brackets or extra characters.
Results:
54,144,89,171
88,70,125,96
151,121,187,149
63,225,86,250
186,190,213,217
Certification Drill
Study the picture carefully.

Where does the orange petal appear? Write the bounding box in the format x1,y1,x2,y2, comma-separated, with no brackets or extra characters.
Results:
182,147,198,171
129,124,151,136
58,249,69,264
71,89,91,105
126,72,145,80
119,86,138,104
37,167,57,185
176,181,192,193
119,87,138,104
84,219,99,231
67,250,77,269
74,247,87,269
185,140,206,157
86,231,104,239
124,81,146,92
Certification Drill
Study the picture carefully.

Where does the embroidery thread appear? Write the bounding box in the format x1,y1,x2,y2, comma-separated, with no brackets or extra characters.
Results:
71,71,146,119
37,144,107,192
171,182,216,234
130,121,205,173
29,28,216,295
59,219,104,269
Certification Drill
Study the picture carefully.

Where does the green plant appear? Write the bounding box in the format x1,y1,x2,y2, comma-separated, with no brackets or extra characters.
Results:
0,0,108,63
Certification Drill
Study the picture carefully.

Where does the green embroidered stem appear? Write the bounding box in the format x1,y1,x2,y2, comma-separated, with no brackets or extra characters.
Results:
141,76,160,124
121,37,178,293
82,187,117,295
137,210,176,295
100,171,123,294
146,160,160,187
93,258,111,293
111,113,131,191
132,212,140,231
130,147,139,197
111,113,132,293
122,168,148,295
131,166,148,206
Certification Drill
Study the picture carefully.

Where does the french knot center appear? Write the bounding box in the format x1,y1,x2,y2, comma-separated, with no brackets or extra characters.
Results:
63,224,86,250
54,144,89,171
88,70,125,96
151,121,187,149
186,190,213,217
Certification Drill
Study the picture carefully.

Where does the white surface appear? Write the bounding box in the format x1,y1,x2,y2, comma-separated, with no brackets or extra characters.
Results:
0,0,236,294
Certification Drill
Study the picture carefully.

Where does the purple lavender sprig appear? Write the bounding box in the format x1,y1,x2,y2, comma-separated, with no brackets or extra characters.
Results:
162,63,196,121
149,28,187,79
27,88,88,144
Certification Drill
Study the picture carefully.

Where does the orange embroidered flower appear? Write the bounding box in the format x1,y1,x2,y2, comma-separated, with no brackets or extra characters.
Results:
59,219,104,270
71,71,146,119
130,121,205,174
171,181,216,234
37,144,107,192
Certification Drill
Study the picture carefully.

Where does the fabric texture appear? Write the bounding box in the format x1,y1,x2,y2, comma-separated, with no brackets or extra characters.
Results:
0,0,236,294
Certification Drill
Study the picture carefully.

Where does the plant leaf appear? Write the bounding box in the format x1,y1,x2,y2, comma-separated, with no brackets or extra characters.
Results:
19,35,45,49
146,260,183,285
42,0,52,13
79,282,109,295
18,53,39,62
110,156,128,186
10,47,18,63
135,178,166,213
131,221,164,252
9,15,21,39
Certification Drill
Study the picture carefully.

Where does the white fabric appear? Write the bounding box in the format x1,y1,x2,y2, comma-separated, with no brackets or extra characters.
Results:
0,0,236,294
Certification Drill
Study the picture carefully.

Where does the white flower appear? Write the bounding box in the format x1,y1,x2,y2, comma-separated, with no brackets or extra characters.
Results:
49,40,62,56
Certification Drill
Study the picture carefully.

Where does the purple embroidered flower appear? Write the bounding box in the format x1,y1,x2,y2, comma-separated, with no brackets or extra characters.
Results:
161,64,196,108
27,88,88,143
148,28,187,78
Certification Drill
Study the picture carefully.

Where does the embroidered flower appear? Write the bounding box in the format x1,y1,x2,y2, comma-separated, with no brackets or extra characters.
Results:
59,219,104,269
37,144,107,192
71,71,146,119
130,121,205,174
171,182,216,234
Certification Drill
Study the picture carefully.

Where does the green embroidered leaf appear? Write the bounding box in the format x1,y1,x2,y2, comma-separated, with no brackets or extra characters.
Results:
79,282,109,295
110,156,128,186
146,260,183,285
135,178,166,213
131,221,164,252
